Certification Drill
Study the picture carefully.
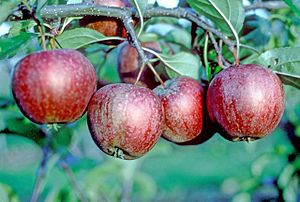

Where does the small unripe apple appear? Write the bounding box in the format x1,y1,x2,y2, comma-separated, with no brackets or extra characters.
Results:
207,64,285,141
118,41,161,89
153,77,204,143
12,49,97,124
177,83,215,145
80,0,132,38
87,83,164,160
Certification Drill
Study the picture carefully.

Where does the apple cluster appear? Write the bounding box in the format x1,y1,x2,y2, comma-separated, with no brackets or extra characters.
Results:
11,47,285,160
10,0,286,160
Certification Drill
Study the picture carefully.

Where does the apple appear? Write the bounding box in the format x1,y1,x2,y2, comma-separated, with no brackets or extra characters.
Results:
177,83,216,145
12,49,97,124
118,41,162,89
207,64,285,141
87,83,164,160
153,77,204,143
80,0,132,38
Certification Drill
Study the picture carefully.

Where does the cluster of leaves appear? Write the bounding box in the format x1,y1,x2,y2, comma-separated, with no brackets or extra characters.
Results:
0,0,300,201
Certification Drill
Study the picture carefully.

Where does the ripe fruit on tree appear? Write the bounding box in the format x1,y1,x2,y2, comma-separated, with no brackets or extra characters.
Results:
80,0,132,38
153,77,203,143
118,41,162,89
177,83,216,146
207,64,285,141
87,83,164,160
12,49,97,124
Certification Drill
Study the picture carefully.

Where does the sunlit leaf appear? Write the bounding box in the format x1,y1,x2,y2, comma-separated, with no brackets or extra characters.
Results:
257,47,300,89
0,32,35,59
164,28,192,49
129,0,148,14
186,0,245,35
283,0,300,15
160,52,201,80
56,28,124,49
0,1,18,24
274,71,300,89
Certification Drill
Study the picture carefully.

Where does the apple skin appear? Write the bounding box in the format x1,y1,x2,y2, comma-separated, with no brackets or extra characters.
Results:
118,41,161,89
207,64,285,141
153,77,204,143
12,49,97,124
87,83,164,160
80,0,132,38
177,83,216,145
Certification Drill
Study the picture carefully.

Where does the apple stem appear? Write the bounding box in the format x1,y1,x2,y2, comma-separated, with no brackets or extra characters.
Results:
203,33,212,81
120,11,165,87
135,62,145,85
208,32,230,69
37,24,47,51
232,48,240,65
147,62,165,87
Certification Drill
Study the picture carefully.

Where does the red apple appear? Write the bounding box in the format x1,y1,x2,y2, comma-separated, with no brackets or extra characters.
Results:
207,64,285,141
87,83,164,160
12,49,97,124
80,0,132,38
177,83,215,145
118,41,162,89
153,77,204,143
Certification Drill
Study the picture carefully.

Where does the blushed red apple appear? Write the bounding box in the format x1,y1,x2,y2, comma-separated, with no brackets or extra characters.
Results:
207,64,285,141
87,83,164,160
12,49,97,124
177,83,216,145
154,77,204,143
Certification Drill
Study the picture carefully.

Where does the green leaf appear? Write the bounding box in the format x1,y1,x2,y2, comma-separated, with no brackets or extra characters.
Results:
139,33,160,42
56,28,123,49
274,71,300,89
0,32,35,60
8,20,36,37
164,28,191,49
129,0,148,14
186,0,245,35
0,1,19,24
37,0,48,12
161,52,201,80
257,47,300,89
283,0,300,15
86,46,120,83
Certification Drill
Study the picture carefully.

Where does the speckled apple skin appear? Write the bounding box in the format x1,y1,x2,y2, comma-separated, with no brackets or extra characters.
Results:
177,83,216,146
87,83,164,160
207,64,285,141
154,77,204,143
12,49,97,124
